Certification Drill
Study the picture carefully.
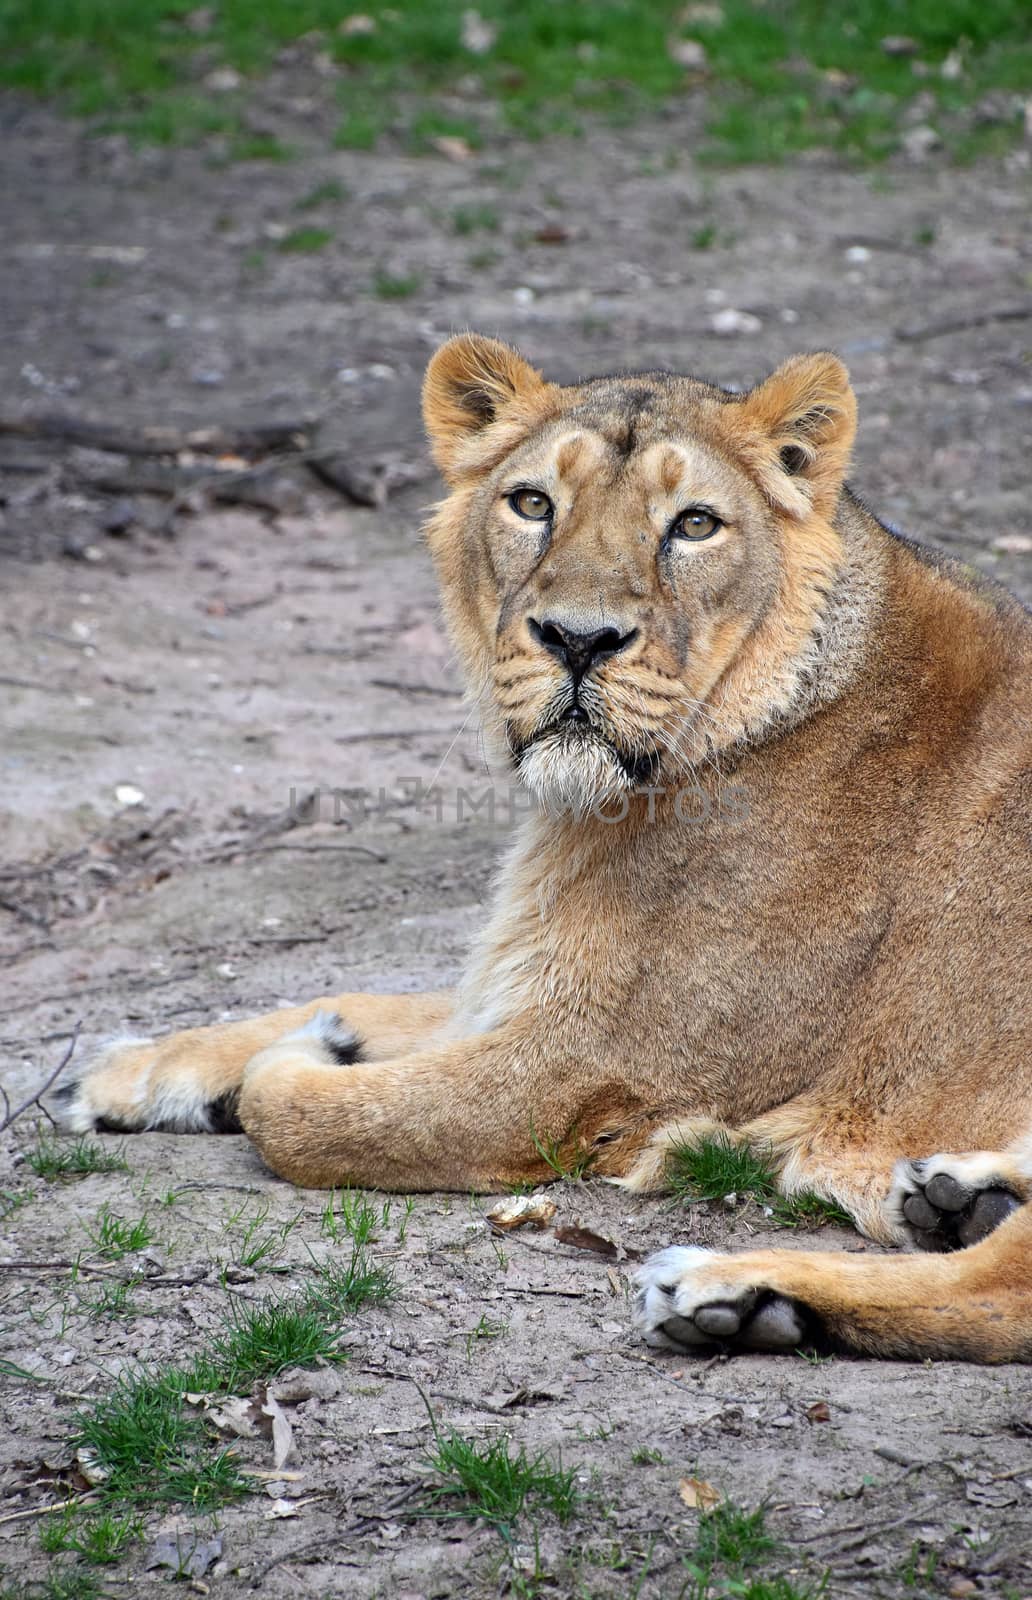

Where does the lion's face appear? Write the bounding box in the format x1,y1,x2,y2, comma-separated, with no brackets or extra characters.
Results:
423,336,857,813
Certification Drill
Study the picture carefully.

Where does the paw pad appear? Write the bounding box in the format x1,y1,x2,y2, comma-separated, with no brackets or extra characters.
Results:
632,1246,809,1354
893,1157,1020,1251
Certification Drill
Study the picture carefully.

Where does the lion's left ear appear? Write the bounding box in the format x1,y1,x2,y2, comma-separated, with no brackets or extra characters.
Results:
737,352,857,519
422,333,550,481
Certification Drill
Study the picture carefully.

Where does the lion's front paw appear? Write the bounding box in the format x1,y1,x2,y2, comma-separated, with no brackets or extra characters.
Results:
53,1035,160,1133
631,1246,809,1354
889,1153,1022,1252
54,1032,244,1135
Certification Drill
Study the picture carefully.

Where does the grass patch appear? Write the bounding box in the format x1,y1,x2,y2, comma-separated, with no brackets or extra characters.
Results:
222,1199,304,1271
320,1187,413,1248
682,1500,826,1600
73,1366,248,1510
452,202,500,235
39,1508,143,1564
464,1314,507,1362
69,1272,360,1511
307,1249,395,1315
529,1120,595,1182
422,1427,577,1532
697,1500,780,1570
26,1133,128,1182
668,1136,853,1230
83,1205,153,1260
295,177,347,208
276,225,333,253
81,1278,139,1322
372,267,422,299
49,1221,392,1589
0,1,1027,162
208,1294,347,1389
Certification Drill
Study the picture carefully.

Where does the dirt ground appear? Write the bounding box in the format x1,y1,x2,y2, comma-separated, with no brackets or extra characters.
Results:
1,84,1031,1600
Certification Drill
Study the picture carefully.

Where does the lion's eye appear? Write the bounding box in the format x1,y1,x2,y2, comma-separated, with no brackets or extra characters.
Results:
670,508,722,541
509,489,553,521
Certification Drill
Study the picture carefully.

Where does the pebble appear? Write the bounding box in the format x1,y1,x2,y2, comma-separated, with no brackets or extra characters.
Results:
711,308,762,335
902,125,941,161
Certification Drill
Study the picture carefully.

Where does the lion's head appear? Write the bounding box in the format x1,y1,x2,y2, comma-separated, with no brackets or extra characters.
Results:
422,334,858,813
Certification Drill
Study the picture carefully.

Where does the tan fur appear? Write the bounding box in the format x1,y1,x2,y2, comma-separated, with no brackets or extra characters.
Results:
59,334,1032,1361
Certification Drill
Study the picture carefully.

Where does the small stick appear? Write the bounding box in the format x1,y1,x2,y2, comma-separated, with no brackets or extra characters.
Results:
0,1022,81,1132
896,303,1032,342
0,1495,97,1529
0,413,315,458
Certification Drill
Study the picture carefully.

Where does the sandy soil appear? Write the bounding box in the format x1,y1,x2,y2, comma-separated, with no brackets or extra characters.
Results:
1,88,1031,1599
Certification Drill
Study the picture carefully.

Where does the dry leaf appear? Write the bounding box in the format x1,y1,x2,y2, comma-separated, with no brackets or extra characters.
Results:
339,13,377,35
668,37,707,69
461,9,497,54
207,1395,261,1439
265,1498,299,1519
262,1392,296,1470
74,1447,110,1487
486,1195,557,1231
431,135,474,162
147,1531,222,1579
679,1476,721,1511
806,1401,831,1424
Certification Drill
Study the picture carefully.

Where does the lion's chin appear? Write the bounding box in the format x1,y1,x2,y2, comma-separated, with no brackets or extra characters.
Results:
515,727,633,817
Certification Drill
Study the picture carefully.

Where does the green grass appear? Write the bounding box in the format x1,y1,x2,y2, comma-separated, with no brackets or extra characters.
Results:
529,1120,595,1182
320,1187,413,1248
372,268,422,299
207,1294,349,1389
306,1249,395,1314
81,1278,139,1321
70,1278,356,1510
276,225,333,253
452,202,500,236
464,1313,507,1361
25,1133,128,1182
681,1500,827,1600
422,1428,578,1532
697,1501,780,1570
225,1199,304,1269
668,1136,853,1230
83,1205,153,1260
0,0,1026,163
295,177,347,208
39,1508,142,1564
73,1365,249,1509
50,1224,391,1591
16,1571,104,1600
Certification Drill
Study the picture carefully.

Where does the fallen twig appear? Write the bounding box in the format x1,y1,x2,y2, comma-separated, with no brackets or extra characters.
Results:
0,1495,98,1529
72,461,295,515
896,303,1032,342
0,413,315,458
251,1483,424,1585
306,451,383,508
0,1023,81,1132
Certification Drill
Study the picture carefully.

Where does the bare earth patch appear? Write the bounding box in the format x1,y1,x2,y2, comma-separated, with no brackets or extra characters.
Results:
1,96,1030,1598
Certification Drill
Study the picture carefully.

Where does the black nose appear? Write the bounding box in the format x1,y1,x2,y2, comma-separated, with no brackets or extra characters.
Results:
527,618,638,681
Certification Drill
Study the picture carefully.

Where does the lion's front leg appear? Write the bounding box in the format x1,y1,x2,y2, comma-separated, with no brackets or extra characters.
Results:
55,991,454,1135
236,1023,635,1191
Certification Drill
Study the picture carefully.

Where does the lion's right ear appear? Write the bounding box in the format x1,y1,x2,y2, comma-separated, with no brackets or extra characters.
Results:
422,334,549,480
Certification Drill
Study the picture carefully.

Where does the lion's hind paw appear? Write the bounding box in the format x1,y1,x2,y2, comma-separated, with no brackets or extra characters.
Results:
889,1152,1022,1252
631,1245,808,1354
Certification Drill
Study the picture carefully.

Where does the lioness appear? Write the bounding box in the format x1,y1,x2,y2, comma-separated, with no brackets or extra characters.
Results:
59,335,1031,1363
